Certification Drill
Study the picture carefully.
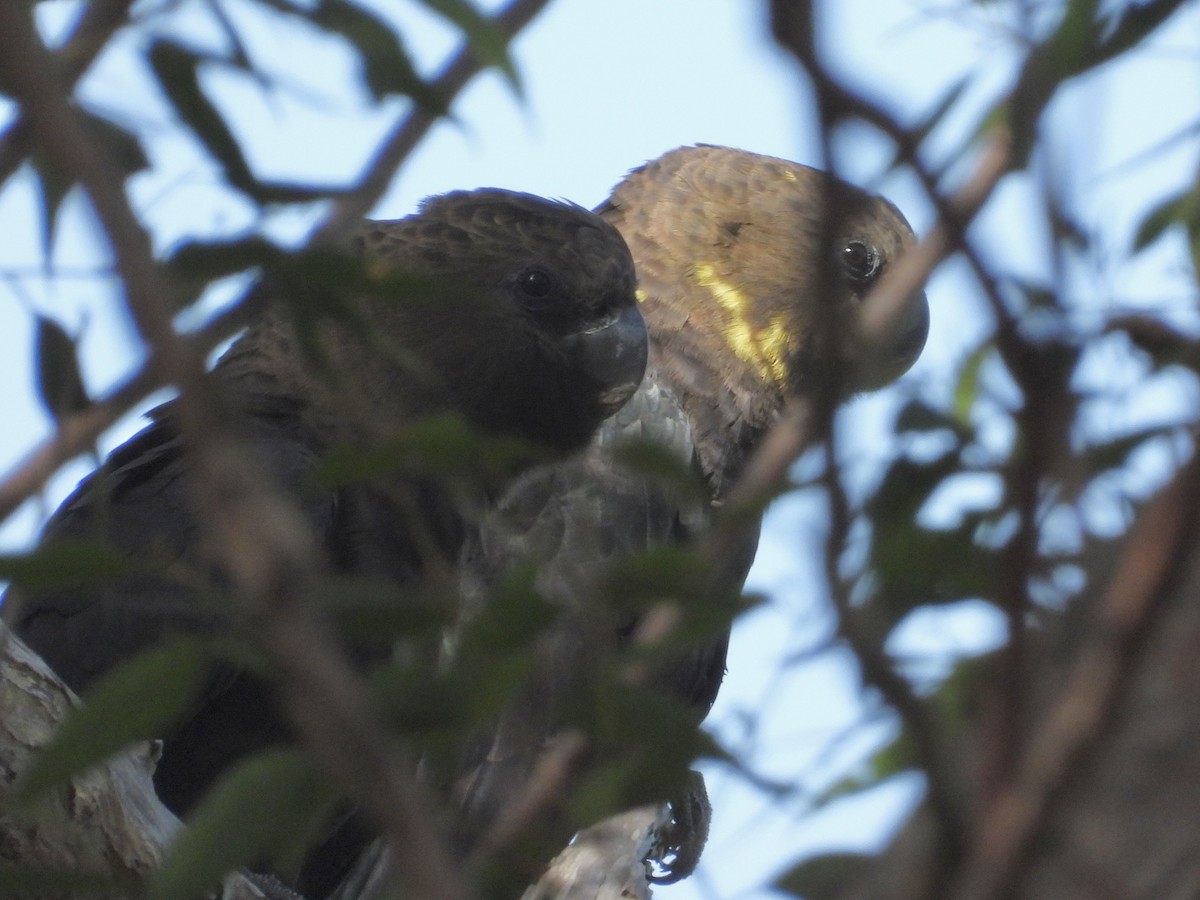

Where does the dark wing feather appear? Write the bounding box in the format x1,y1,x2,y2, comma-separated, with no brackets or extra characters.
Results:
11,405,337,690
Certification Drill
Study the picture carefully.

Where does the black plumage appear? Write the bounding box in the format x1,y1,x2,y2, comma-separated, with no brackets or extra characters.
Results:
8,189,646,898
450,146,931,880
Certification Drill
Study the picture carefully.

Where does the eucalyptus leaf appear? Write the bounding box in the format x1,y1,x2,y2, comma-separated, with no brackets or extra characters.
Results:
33,315,89,422
775,852,873,899
150,748,340,900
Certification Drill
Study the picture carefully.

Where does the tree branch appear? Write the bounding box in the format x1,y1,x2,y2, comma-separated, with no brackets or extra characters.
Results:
0,0,137,191
0,623,285,900
0,2,560,897
951,452,1200,900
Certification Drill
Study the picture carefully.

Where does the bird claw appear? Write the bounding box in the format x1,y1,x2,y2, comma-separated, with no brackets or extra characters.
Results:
646,770,712,885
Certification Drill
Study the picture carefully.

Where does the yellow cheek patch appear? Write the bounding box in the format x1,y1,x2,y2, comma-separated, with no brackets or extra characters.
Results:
692,263,790,387
635,288,649,303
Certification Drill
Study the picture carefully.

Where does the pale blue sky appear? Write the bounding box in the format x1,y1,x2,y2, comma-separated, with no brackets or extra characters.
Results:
1,2,1198,897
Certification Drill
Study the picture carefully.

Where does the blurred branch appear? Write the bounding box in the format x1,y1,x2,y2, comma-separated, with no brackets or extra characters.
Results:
0,0,137,190
716,118,1008,508
952,452,1200,900
0,2,573,896
769,2,1023,344
766,0,1015,879
0,365,157,523
0,0,557,526
0,283,266,524
769,4,1200,899
710,122,1012,884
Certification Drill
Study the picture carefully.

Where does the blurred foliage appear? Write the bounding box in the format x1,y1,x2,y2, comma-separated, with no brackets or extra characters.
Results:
768,1,1200,894
0,0,1198,898
33,315,90,423
151,749,341,900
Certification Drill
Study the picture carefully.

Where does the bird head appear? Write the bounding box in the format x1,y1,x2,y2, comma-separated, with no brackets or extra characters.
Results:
342,190,647,454
598,145,928,415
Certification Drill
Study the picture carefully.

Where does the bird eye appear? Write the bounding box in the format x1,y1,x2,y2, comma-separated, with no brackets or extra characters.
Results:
518,266,555,301
842,240,880,285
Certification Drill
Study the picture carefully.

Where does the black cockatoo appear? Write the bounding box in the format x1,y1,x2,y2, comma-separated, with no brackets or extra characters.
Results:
449,146,931,882
7,189,647,898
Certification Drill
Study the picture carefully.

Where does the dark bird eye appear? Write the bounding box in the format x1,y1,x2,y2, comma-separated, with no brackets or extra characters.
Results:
842,240,880,285
518,266,555,301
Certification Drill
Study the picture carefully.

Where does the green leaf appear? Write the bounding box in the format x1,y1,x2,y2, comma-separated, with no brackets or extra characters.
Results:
314,0,446,110
368,662,469,737
567,684,710,823
953,339,993,425
318,574,453,644
775,852,872,899
165,235,284,284
457,564,557,656
0,540,135,591
31,109,145,260
597,547,754,663
1005,0,1186,162
813,732,917,808
1134,187,1199,254
148,40,250,190
931,650,998,727
0,867,130,898
420,0,520,91
865,451,1003,623
150,749,340,900
912,75,971,143
79,108,150,179
1045,0,1099,76
610,437,708,505
148,39,324,204
315,413,543,485
29,152,71,264
33,315,90,422
870,516,1002,621
15,639,209,802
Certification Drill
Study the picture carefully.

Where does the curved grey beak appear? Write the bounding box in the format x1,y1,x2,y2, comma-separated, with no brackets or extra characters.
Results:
854,289,930,391
892,291,930,373
562,303,649,415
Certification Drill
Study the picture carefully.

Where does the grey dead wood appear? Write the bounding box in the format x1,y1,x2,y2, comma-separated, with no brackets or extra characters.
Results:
0,623,290,900
0,626,668,900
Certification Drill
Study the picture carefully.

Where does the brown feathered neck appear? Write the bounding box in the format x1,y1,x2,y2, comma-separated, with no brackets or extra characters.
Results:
642,314,785,502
